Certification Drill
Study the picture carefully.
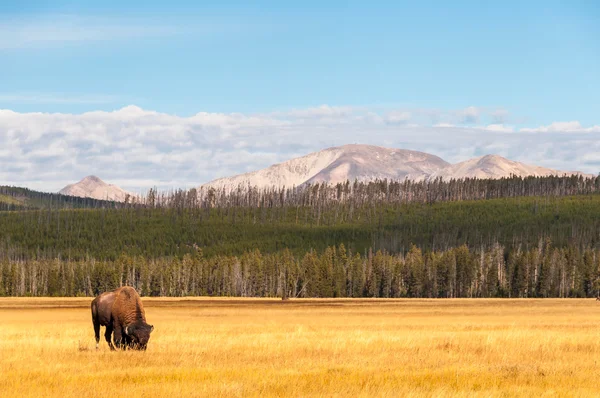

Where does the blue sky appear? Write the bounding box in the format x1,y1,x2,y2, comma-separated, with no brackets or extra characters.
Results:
0,1,599,191
2,0,599,123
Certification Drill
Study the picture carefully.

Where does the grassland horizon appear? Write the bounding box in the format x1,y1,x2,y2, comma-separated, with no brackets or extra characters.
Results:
1,297,599,397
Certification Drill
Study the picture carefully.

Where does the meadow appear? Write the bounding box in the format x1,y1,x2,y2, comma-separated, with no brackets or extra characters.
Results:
1,298,600,397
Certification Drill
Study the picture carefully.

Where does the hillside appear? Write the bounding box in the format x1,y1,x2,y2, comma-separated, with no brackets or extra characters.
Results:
200,144,592,190
58,175,135,202
429,154,589,180
2,193,600,260
0,185,125,210
201,144,449,190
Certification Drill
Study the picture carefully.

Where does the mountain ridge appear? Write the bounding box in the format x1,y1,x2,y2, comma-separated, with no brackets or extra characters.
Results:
200,144,593,190
59,176,135,202
429,154,589,180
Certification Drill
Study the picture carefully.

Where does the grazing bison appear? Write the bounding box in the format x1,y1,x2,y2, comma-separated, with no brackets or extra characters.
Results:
91,286,154,350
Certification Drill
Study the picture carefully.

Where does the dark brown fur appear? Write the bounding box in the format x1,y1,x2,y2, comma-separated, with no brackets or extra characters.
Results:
91,286,154,350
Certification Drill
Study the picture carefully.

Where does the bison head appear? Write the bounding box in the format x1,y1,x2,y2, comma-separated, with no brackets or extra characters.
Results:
124,323,154,350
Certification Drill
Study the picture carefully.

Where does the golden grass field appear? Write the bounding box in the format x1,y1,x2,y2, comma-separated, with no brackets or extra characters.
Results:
2,298,600,397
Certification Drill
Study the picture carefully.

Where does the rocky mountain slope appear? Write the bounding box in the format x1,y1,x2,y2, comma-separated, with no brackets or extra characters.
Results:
202,144,449,190
429,154,587,180
58,176,135,202
200,144,592,190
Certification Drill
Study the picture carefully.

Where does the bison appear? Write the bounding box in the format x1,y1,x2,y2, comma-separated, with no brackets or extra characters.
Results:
91,286,154,350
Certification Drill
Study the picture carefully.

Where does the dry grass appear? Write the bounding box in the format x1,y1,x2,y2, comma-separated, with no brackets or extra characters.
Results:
1,298,600,397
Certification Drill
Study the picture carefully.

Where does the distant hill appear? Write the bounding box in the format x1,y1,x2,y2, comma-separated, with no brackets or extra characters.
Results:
201,144,449,190
0,185,125,210
58,176,135,202
200,144,593,190
429,154,589,180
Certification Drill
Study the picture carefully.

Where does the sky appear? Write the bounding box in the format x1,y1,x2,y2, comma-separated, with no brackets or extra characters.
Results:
0,0,599,192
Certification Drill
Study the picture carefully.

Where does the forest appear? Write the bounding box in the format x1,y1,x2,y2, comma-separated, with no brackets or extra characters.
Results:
2,174,599,211
1,242,598,299
0,185,124,210
1,175,600,297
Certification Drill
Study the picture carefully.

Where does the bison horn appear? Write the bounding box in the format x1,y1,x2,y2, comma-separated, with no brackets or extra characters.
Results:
125,326,129,335
150,325,154,332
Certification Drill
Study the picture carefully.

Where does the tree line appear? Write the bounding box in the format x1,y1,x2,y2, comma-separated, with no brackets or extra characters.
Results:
1,241,599,298
3,175,600,213
1,193,600,260
1,175,600,298
0,185,123,211
149,174,600,210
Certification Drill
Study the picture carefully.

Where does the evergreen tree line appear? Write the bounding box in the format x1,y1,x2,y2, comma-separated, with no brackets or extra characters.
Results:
2,194,600,260
157,174,600,210
1,241,599,298
3,175,599,212
0,186,124,211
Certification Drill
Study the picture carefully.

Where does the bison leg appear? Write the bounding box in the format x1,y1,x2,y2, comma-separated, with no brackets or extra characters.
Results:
91,299,101,350
104,325,115,351
113,326,125,350
93,319,101,350
123,333,133,349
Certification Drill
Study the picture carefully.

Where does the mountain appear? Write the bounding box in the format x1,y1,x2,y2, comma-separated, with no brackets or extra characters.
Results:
200,145,593,190
429,154,591,180
201,144,450,190
0,184,123,210
58,176,135,202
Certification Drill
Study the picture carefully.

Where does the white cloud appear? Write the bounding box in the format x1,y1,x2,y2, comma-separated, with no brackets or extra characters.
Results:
385,111,411,124
277,105,355,120
581,153,600,163
0,105,598,192
490,109,509,124
458,106,480,124
0,15,181,49
484,124,514,133
520,121,600,133
0,14,251,49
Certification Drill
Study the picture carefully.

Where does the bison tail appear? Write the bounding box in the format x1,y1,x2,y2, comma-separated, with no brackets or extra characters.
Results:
91,299,98,318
